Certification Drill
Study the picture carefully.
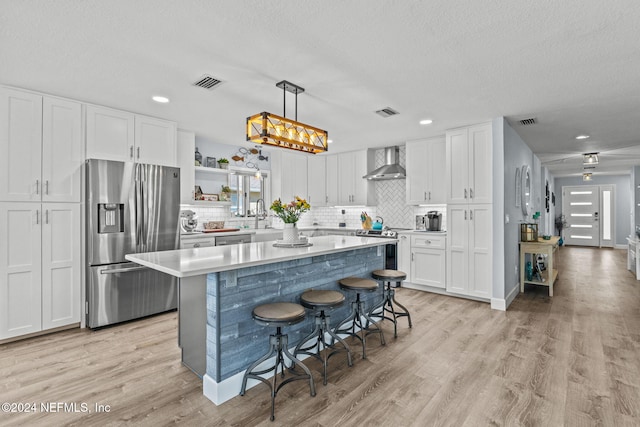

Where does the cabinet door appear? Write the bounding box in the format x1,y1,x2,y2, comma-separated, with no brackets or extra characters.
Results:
337,152,354,204
135,115,177,167
397,234,412,282
427,139,446,203
41,203,81,330
468,123,493,204
446,128,469,204
307,155,327,206
446,205,468,294
352,151,371,205
42,97,83,202
86,105,135,162
0,203,42,339
468,204,492,298
0,87,42,202
176,130,195,203
406,141,429,204
326,155,339,206
411,248,445,288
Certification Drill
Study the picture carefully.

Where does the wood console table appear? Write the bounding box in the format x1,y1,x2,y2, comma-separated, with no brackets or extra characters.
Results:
519,236,560,296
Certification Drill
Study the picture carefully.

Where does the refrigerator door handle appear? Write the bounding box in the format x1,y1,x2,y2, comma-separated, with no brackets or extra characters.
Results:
100,266,148,274
135,164,142,248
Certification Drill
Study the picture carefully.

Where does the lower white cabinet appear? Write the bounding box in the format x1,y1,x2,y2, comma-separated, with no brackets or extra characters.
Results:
397,233,412,282
0,202,81,340
180,234,216,249
410,234,446,288
446,204,492,298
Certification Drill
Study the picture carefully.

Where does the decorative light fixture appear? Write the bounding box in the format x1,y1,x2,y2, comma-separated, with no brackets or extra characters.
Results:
246,80,328,154
583,172,592,181
583,152,599,166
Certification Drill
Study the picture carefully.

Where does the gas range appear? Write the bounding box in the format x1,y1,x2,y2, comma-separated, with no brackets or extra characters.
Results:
355,228,408,239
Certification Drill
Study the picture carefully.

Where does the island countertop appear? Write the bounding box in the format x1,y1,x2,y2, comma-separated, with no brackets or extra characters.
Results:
125,235,394,278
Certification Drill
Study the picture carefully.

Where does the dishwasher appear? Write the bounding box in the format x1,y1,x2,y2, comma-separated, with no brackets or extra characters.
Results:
215,234,252,246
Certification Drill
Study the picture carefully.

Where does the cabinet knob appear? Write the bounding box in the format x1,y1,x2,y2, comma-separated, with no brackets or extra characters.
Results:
470,188,474,199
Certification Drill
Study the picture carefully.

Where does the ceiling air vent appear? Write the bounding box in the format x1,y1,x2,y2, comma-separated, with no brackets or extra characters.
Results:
375,107,399,118
518,117,537,126
193,74,223,90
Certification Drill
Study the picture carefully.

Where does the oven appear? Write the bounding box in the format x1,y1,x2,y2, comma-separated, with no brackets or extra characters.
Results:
355,229,401,269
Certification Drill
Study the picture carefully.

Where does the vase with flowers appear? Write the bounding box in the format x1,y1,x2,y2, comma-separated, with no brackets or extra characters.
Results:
270,196,310,243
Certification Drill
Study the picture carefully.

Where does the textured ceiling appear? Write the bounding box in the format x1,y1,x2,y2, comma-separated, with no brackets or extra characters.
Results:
2,0,640,177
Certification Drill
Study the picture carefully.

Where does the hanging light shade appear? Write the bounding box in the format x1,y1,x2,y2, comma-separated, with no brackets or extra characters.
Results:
246,80,328,154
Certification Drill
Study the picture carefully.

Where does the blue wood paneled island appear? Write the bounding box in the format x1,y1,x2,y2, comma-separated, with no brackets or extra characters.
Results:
126,235,391,405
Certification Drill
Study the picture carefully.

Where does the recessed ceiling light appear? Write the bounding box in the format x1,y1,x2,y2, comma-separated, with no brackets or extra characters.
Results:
419,119,433,125
152,96,170,103
328,139,333,144
575,135,590,140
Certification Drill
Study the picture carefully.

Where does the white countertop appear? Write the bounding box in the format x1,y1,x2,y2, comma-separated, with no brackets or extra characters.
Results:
126,235,394,278
397,230,447,234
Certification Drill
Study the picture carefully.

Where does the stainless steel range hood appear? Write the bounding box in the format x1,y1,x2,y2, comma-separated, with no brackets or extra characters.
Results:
363,146,406,180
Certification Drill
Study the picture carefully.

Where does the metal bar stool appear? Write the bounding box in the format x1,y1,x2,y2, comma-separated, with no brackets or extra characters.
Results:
240,302,316,421
293,289,353,385
334,277,385,359
369,269,412,338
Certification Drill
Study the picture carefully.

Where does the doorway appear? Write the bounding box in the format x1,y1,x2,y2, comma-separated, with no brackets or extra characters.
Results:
561,185,614,247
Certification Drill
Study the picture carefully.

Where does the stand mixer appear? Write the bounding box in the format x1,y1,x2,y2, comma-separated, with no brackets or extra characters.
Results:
180,210,198,233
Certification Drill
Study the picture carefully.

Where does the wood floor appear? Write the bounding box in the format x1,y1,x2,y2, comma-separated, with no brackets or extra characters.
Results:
1,246,639,426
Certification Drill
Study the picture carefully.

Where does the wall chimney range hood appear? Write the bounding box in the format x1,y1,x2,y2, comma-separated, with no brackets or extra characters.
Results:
363,146,406,180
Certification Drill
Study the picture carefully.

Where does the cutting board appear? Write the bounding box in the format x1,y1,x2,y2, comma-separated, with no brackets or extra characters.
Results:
202,228,241,233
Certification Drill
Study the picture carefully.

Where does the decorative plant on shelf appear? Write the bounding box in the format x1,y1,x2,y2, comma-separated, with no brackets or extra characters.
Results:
218,158,229,169
270,196,310,224
220,185,231,201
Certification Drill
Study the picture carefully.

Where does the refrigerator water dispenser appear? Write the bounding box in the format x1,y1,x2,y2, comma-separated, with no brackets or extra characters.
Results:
98,203,124,233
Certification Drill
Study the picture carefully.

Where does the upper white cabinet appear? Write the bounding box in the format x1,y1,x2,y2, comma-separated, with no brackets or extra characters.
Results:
0,202,80,339
307,155,328,207
446,123,492,204
176,129,196,203
86,105,177,167
406,137,446,205
337,150,376,206
270,150,308,202
0,88,82,202
326,155,339,206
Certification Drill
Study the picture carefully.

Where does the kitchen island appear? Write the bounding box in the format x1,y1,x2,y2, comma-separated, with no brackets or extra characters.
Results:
125,235,390,405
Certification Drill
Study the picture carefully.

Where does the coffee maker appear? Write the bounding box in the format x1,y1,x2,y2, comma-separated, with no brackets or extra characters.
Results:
426,211,442,231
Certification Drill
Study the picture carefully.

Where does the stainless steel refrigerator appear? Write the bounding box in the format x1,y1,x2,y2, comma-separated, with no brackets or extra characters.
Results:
86,159,180,328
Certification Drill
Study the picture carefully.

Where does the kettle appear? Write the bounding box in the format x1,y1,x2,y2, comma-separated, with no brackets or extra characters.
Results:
372,216,384,230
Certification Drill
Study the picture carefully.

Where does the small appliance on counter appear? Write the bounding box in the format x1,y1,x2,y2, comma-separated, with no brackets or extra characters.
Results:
180,210,198,233
415,215,426,231
426,211,442,231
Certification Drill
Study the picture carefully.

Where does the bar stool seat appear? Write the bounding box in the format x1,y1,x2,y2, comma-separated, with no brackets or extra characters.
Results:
294,290,353,385
240,302,315,421
334,277,385,359
370,269,412,338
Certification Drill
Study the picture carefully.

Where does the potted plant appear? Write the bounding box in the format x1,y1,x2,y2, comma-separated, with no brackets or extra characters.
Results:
218,158,229,169
220,185,231,201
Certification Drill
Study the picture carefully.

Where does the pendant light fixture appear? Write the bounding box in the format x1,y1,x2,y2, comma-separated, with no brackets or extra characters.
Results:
246,80,328,154
582,152,599,166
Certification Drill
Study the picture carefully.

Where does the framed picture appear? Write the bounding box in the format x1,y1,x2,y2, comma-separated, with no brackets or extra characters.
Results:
206,157,217,168
515,167,521,208
194,185,203,196
201,193,219,201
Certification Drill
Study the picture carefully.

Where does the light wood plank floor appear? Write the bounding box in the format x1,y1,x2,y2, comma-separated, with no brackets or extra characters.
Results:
1,246,639,426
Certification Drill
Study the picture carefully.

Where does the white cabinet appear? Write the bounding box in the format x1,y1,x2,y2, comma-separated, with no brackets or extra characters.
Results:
307,155,328,206
397,232,412,282
406,137,446,205
180,234,216,249
410,234,446,289
86,105,177,166
0,88,83,202
0,202,81,339
326,155,339,206
337,150,376,206
446,123,492,205
446,204,492,298
270,150,308,202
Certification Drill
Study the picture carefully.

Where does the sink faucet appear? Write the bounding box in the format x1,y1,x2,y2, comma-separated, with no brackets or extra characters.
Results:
255,198,266,229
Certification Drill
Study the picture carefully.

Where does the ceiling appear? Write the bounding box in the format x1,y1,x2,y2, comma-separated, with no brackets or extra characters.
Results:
2,0,640,178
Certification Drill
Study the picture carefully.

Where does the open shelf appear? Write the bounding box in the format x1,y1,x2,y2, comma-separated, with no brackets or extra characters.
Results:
523,268,558,287
194,166,230,175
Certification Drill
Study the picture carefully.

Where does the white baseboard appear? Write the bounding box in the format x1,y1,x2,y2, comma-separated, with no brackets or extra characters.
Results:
490,284,519,311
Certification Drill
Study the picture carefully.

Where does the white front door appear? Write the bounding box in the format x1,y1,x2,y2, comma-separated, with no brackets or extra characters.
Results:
562,186,600,247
